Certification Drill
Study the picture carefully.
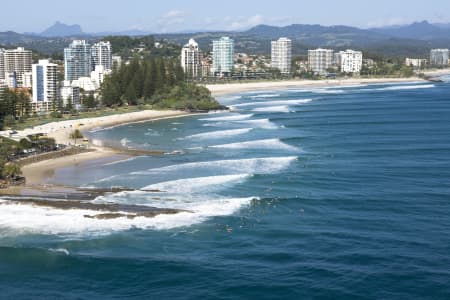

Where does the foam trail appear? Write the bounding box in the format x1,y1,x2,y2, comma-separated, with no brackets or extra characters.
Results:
103,156,141,166
209,139,299,151
141,174,251,193
249,93,281,99
230,99,312,108
234,119,279,129
252,106,291,113
132,156,298,176
0,196,257,234
182,128,252,140
311,89,344,94
200,114,254,122
371,84,435,91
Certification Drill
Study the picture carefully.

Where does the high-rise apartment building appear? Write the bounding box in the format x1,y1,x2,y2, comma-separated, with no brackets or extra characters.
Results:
3,47,32,87
337,50,363,74
308,48,334,74
271,38,292,74
91,41,112,71
32,60,59,114
430,49,449,66
64,40,92,81
212,37,234,76
181,39,201,78
0,49,5,80
61,81,81,109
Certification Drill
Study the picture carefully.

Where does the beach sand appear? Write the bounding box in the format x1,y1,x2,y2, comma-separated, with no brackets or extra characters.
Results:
205,77,427,96
3,75,448,196
0,110,191,196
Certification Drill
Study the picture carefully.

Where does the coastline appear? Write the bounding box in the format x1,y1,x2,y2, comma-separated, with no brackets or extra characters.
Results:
205,77,427,96
3,74,449,197
0,110,192,196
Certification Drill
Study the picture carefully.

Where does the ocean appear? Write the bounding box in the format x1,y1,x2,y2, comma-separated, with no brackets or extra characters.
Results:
1,81,450,299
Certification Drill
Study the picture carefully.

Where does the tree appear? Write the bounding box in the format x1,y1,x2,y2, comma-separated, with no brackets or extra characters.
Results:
2,163,22,182
70,129,84,145
19,138,32,149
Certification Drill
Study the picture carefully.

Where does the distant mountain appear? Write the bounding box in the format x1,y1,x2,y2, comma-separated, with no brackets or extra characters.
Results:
243,24,388,47
1,21,450,58
41,21,85,37
0,31,43,44
371,21,450,40
433,23,450,29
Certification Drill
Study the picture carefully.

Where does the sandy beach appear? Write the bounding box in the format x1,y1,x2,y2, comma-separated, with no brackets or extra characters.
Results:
205,77,428,96
3,73,450,195
0,110,190,195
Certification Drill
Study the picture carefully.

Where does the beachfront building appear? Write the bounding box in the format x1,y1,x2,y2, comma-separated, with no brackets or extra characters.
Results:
0,49,5,80
32,59,59,114
271,38,292,75
91,65,111,88
405,58,427,69
23,72,33,88
91,41,112,72
64,40,92,81
71,77,97,92
3,47,33,87
0,79,6,102
336,50,363,74
212,37,234,77
430,49,449,66
5,72,17,88
181,39,201,79
308,48,334,75
61,80,81,110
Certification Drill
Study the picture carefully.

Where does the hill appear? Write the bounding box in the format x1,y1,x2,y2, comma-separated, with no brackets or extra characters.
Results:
40,21,85,37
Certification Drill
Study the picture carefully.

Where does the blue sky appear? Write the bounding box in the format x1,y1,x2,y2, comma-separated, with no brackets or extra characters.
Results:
2,0,450,33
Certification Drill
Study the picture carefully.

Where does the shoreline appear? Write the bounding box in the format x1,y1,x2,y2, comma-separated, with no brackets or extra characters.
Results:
205,76,431,96
2,75,449,197
0,110,193,197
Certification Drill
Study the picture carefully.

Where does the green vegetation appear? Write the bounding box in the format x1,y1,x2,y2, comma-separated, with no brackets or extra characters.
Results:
102,35,181,58
0,89,32,130
0,137,22,184
2,163,22,182
0,135,57,185
101,57,223,111
70,129,84,145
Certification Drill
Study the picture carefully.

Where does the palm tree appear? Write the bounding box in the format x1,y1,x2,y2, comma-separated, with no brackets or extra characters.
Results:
70,129,84,145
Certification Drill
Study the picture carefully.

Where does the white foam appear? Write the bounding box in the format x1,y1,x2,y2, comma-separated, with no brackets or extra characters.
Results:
120,138,131,147
252,106,292,113
199,114,254,122
234,119,279,129
132,156,297,176
103,156,141,166
249,93,281,99
371,84,435,91
209,139,299,151
141,174,251,193
311,89,345,94
49,248,70,255
230,98,312,108
0,196,257,235
182,128,253,140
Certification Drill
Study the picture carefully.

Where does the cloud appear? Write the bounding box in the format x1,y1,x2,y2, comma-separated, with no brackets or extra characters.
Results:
227,15,265,30
164,10,186,18
157,10,188,27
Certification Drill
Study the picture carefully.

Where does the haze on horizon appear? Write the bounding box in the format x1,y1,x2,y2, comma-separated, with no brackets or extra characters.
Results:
2,0,450,33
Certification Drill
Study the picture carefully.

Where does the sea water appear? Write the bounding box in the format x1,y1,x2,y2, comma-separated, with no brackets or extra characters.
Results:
1,82,450,299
